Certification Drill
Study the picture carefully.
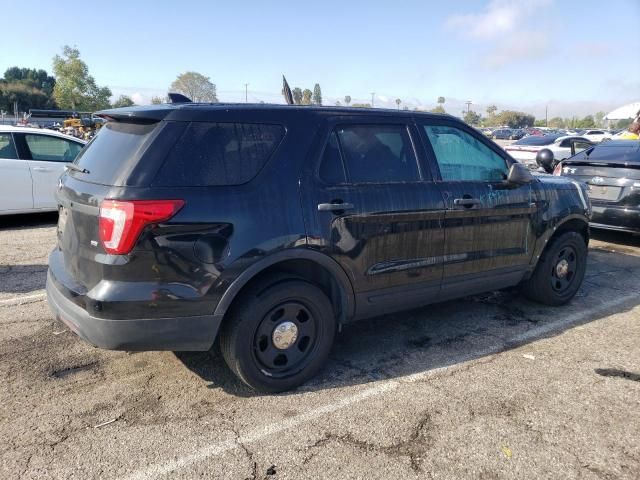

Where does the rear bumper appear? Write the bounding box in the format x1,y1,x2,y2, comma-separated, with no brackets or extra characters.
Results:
590,204,640,233
46,268,221,351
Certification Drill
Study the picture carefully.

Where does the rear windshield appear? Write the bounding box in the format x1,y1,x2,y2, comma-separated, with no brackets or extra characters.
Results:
513,135,559,146
153,122,285,186
73,122,159,185
575,142,640,163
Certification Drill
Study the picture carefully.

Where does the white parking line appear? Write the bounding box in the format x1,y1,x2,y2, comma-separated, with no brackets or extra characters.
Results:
0,291,46,306
123,290,640,480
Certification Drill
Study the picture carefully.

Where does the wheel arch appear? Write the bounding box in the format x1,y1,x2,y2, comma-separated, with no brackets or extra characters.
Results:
529,214,589,276
213,249,356,326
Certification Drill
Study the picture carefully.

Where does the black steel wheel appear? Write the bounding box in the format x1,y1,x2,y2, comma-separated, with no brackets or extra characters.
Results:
220,276,336,393
522,231,587,306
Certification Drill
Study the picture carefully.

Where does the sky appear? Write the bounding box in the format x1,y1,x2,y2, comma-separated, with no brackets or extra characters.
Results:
3,0,639,118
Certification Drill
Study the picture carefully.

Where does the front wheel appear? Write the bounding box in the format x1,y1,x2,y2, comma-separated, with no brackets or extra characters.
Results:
521,231,587,306
219,277,336,393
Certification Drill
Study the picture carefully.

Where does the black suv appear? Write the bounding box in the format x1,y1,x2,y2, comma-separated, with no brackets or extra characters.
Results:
47,104,591,392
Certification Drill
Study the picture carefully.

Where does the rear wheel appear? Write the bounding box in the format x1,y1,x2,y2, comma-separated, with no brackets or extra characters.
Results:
521,231,587,305
220,277,336,393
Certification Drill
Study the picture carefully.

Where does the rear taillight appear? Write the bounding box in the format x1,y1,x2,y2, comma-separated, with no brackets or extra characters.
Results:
99,199,184,255
553,163,562,176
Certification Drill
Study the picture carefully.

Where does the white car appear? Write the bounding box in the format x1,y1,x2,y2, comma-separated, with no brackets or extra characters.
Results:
581,129,612,143
0,126,85,215
504,135,593,169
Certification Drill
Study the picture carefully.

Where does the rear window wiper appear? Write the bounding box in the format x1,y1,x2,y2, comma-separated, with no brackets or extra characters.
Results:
65,164,90,174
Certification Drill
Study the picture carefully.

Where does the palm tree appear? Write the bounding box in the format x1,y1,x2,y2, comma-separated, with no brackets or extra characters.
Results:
344,95,351,106
396,98,402,110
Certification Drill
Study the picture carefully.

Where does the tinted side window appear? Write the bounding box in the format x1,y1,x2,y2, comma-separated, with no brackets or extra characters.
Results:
318,131,346,184
24,134,82,162
155,122,285,186
0,133,18,159
336,125,419,183
423,125,508,182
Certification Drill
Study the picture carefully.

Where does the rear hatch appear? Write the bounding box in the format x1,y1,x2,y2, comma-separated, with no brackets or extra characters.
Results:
56,112,179,291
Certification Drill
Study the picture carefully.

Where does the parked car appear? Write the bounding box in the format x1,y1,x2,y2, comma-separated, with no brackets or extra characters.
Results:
0,126,85,215
47,103,590,392
492,128,513,140
509,129,526,140
525,127,545,136
581,129,612,143
505,134,594,169
553,140,640,233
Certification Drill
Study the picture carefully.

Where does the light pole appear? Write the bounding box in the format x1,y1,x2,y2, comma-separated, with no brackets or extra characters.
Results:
371,92,375,108
465,100,472,114
244,83,249,103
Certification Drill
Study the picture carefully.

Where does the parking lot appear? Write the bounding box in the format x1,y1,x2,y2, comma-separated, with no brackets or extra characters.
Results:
1,211,639,480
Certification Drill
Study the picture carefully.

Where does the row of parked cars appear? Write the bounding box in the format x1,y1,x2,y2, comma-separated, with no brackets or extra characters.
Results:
1,105,639,393
479,126,615,143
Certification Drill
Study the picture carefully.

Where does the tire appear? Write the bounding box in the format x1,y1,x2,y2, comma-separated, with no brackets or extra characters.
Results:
219,276,336,393
521,231,587,306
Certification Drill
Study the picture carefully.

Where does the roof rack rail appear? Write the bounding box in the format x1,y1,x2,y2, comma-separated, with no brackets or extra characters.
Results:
168,93,192,104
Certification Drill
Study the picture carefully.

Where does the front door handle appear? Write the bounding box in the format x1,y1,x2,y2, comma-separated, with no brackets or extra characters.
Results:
453,198,481,207
317,202,355,212
32,167,53,172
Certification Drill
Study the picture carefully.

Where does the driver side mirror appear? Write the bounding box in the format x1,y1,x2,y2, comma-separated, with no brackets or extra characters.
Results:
507,162,534,185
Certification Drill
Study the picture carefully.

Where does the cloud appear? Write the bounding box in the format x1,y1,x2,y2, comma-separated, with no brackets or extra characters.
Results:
446,0,552,39
485,31,550,67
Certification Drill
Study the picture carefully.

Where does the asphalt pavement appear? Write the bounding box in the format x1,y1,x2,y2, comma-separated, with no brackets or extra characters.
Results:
1,212,639,480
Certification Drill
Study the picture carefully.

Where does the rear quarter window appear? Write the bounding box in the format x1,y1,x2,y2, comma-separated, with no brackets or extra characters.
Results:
153,122,285,186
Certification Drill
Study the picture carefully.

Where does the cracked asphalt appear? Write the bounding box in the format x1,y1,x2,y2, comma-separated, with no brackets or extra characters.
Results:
1,212,639,479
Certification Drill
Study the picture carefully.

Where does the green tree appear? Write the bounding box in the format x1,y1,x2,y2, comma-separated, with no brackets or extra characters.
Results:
150,96,165,104
463,110,481,125
576,115,596,128
430,105,445,114
0,82,53,112
437,96,445,108
52,46,112,111
496,110,535,128
292,87,303,105
613,118,632,129
533,119,546,127
344,95,351,106
169,71,218,102
312,83,322,105
594,111,605,128
4,67,56,97
351,103,371,108
395,98,402,110
111,94,135,108
301,88,313,105
548,117,565,128
486,104,497,117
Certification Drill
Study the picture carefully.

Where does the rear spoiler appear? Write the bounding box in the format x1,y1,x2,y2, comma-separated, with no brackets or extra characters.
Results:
95,105,174,123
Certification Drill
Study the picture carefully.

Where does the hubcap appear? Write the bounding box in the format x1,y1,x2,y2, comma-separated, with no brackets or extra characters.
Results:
556,259,569,278
550,246,577,293
272,321,298,350
253,301,317,378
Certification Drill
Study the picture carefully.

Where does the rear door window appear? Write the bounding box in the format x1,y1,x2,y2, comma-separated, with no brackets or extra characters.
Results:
335,124,420,183
24,134,83,162
154,122,285,186
0,133,18,159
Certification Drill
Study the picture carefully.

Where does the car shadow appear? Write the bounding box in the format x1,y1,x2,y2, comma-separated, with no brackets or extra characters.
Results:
590,228,640,249
0,212,58,231
178,247,640,397
0,264,49,294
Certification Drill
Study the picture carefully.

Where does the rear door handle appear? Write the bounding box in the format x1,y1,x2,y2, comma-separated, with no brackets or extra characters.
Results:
317,202,355,212
453,198,481,207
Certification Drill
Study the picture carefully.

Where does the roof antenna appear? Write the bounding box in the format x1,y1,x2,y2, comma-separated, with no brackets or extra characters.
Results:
168,93,192,104
282,76,294,105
